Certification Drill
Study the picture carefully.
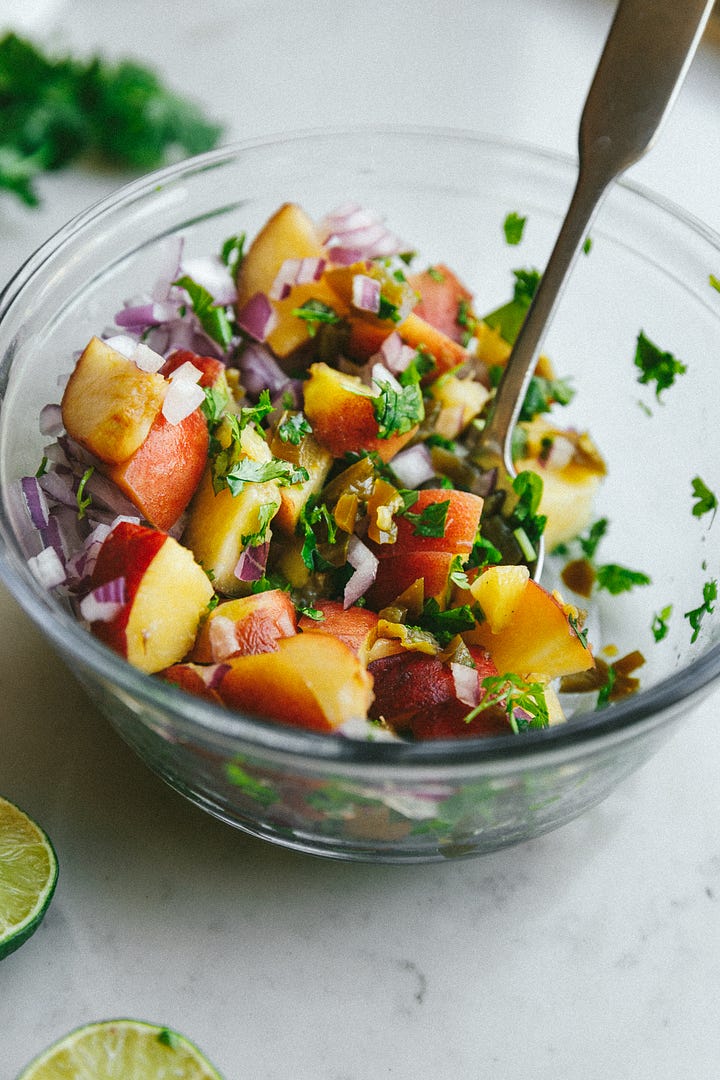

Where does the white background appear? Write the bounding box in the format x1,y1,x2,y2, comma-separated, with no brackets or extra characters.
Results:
1,2,720,1077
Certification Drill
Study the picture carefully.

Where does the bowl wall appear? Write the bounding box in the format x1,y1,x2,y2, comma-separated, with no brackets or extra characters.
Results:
1,128,719,861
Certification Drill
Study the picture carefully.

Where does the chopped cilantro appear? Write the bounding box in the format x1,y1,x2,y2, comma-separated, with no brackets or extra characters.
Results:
277,412,312,445
427,266,445,282
582,236,593,255
174,274,233,348
297,604,324,621
371,369,424,439
595,563,651,595
201,382,230,425
456,297,478,346
652,604,673,642
503,212,526,246
517,374,575,421
509,470,547,560
210,398,308,496
710,274,720,293
596,666,617,708
240,501,279,548
578,517,608,560
221,456,307,496
35,455,48,478
449,555,471,591
691,475,717,521
298,499,338,572
482,268,541,345
157,1029,179,1049
634,330,686,400
466,673,549,731
402,499,449,538
417,598,477,646
378,294,401,322
225,761,278,806
684,580,717,643
292,299,341,337
568,612,589,648
220,233,246,273
0,33,222,207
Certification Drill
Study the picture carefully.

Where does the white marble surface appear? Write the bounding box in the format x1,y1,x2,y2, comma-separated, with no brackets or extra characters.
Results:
2,1,720,1076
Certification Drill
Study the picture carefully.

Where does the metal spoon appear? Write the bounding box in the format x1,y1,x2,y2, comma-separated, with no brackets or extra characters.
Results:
475,0,715,579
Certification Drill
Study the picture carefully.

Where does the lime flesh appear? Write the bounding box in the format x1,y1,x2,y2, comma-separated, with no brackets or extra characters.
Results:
17,1020,224,1080
0,795,58,961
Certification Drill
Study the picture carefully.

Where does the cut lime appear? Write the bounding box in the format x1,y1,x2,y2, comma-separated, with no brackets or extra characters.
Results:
0,795,58,961
18,1020,224,1080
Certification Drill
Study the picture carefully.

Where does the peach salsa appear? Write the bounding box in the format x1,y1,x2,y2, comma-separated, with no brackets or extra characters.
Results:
15,201,607,740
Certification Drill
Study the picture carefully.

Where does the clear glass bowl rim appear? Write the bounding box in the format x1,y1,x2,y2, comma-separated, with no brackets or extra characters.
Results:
1,123,719,771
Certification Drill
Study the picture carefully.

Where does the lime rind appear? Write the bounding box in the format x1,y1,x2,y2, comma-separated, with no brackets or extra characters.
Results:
0,796,58,962
17,1019,224,1080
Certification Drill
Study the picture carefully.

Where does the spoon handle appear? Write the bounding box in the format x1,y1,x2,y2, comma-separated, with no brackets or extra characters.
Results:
481,0,714,469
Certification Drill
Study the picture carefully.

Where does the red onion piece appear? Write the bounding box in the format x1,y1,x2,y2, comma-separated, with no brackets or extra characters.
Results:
234,541,269,582
162,377,205,424
131,342,166,373
320,203,407,261
389,444,435,489
352,274,381,314
20,476,50,530
39,403,63,437
28,545,66,589
379,332,416,375
65,523,112,586
451,662,480,708
103,334,139,358
239,343,291,397
269,257,326,301
79,576,127,623
236,292,278,343
151,236,185,302
343,535,378,609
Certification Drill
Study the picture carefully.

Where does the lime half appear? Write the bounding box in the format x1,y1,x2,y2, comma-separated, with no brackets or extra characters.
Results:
0,795,58,961
18,1020,224,1080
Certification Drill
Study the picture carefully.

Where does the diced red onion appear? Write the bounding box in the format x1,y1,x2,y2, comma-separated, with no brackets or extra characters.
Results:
352,274,381,314
239,343,291,397
320,203,407,261
39,403,63,437
28,545,66,589
379,332,416,375
65,523,112,586
83,470,142,518
371,363,402,395
151,236,185,302
208,615,239,662
269,257,326,301
180,255,237,305
115,301,177,331
204,662,231,691
236,292,278,343
131,342,166,373
103,333,140,359
162,377,205,424
38,468,78,509
451,662,480,708
389,444,435,489
168,359,202,383
20,476,50,530
79,576,126,623
234,541,269,582
343,535,378,609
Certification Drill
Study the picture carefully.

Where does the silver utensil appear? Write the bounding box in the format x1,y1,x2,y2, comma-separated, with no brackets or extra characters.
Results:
476,0,715,578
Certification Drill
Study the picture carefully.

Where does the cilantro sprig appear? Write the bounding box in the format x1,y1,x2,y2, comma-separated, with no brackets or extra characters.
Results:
503,212,526,246
371,360,425,440
691,475,717,522
464,673,549,732
0,32,222,207
209,391,308,496
684,580,717,643
174,275,233,349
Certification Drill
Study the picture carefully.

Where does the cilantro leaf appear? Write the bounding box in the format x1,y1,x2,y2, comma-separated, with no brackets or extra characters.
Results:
222,457,307,496
710,274,720,294
417,598,477,646
277,412,312,446
402,499,449,538
503,212,526,245
595,563,651,595
371,370,424,439
634,330,686,400
651,604,673,642
292,299,341,337
174,274,233,348
240,501,279,548
684,580,717,643
691,475,718,521
482,268,540,345
466,673,549,732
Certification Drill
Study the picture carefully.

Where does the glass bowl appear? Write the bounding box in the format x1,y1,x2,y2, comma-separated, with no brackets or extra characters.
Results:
1,127,719,863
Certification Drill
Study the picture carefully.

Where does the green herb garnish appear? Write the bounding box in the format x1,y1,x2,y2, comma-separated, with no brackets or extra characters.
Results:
595,563,652,595
503,212,526,246
76,466,94,519
0,32,222,207
482,268,541,345
652,604,673,642
371,364,425,439
710,274,720,293
634,330,686,400
691,475,718,521
292,299,341,337
684,580,717,643
465,673,549,732
417,598,477,646
277,412,312,445
174,274,233,349
402,499,449,538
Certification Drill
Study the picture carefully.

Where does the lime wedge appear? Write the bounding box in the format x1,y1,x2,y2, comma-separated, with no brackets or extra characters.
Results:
18,1020,224,1079
0,795,58,961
